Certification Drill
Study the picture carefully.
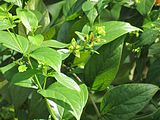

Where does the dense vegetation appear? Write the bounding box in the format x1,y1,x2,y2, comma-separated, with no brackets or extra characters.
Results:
0,0,160,120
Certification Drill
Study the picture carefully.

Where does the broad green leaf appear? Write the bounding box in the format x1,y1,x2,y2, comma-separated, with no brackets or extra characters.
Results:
57,21,75,43
42,40,68,48
0,80,8,89
82,1,97,24
2,64,18,81
82,1,94,12
28,34,44,52
16,8,38,32
137,28,160,46
48,1,65,24
53,72,80,91
47,99,67,120
97,0,110,13
111,4,122,20
57,16,87,43
30,47,62,72
57,49,71,60
0,84,32,108
4,0,22,7
0,19,16,30
93,21,140,45
73,51,91,68
146,59,160,86
39,83,88,120
86,7,98,25
29,92,49,119
0,31,29,53
63,0,77,16
11,69,37,89
100,84,159,120
136,0,155,15
66,0,86,20
133,108,160,120
0,62,16,74
0,10,8,20
149,42,160,57
26,0,50,32
84,36,125,91
28,34,44,46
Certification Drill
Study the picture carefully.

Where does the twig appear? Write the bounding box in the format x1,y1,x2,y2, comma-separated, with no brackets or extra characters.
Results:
89,93,101,118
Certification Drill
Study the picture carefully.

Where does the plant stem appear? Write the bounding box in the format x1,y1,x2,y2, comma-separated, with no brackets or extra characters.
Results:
89,93,101,118
43,66,48,89
45,99,57,120
7,29,24,53
62,64,82,82
72,72,82,82
43,76,47,89
27,57,42,89
27,57,57,119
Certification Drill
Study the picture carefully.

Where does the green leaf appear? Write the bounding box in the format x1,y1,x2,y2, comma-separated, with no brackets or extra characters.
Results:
28,34,44,52
82,1,97,24
0,31,29,53
39,83,88,120
146,59,160,86
149,42,160,57
63,0,77,16
4,0,22,7
16,8,38,32
66,0,86,20
136,0,155,15
26,0,50,32
82,1,94,12
0,19,16,30
0,84,32,108
110,4,122,20
133,108,160,120
0,62,16,74
137,28,159,46
11,69,37,89
84,36,125,91
48,1,65,24
42,40,69,48
29,92,49,119
86,7,98,25
100,84,159,120
57,17,87,43
53,72,80,91
0,10,8,20
93,21,141,45
46,99,65,120
28,34,44,46
30,47,62,72
58,49,71,60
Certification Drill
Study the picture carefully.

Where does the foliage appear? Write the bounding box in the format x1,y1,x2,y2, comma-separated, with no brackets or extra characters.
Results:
0,0,160,120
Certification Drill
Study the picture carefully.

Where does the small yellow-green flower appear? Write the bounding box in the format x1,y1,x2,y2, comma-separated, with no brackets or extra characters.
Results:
18,65,27,72
96,26,106,35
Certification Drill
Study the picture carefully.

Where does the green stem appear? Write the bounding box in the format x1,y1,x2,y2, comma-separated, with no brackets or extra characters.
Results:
43,76,47,89
72,73,82,82
7,3,14,12
27,57,57,119
27,57,42,89
6,11,24,54
43,66,48,89
45,99,57,120
89,93,101,118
